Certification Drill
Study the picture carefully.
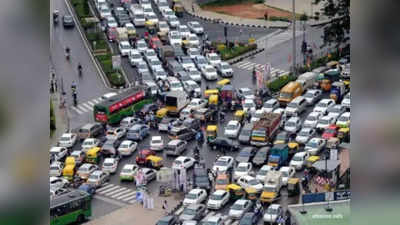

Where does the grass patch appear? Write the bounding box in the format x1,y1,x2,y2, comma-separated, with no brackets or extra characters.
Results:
213,41,257,60
267,74,296,92
201,0,260,8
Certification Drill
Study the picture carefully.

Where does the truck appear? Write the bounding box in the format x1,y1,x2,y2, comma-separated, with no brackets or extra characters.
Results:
296,72,317,91
267,144,289,168
116,27,128,43
250,113,281,146
260,171,283,204
330,81,346,103
163,91,189,116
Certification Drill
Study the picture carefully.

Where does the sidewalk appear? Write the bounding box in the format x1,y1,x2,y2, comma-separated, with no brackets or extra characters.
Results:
50,91,69,146
84,193,184,225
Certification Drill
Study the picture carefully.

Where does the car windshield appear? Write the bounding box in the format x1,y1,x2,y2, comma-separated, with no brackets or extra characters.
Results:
152,139,162,144
138,64,147,69
243,102,254,108
299,130,310,136
236,166,248,172
239,151,250,157
292,155,303,161
210,55,219,61
215,161,227,166
190,83,198,89
191,22,200,28
258,169,268,175
137,42,146,48
136,14,145,19
171,34,180,39
189,36,197,41
221,64,230,70
281,171,289,177
267,207,278,215
174,160,182,165
231,203,243,210
241,89,252,96
317,102,327,108
216,179,228,185
182,58,192,64
78,167,89,172
186,193,197,199
248,179,260,186
159,23,168,28
338,116,349,122
147,51,156,57
206,67,215,73
121,168,132,173
263,186,276,192
319,119,330,125
103,162,113,167
241,129,251,135
60,137,70,141
276,133,286,140
121,43,130,49
227,124,237,130
307,115,317,121
280,92,292,99
89,174,99,180
190,50,200,55
286,122,296,127
120,143,130,148
304,92,315,98
203,222,217,225
171,82,181,88
183,208,196,215
329,107,341,113
50,166,59,170
307,141,318,148
287,102,297,108
197,58,207,64
263,102,274,108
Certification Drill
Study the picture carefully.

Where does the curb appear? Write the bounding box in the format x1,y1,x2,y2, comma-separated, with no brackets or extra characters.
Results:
227,48,265,65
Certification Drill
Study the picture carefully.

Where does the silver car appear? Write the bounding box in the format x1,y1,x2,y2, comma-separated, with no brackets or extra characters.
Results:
229,199,253,219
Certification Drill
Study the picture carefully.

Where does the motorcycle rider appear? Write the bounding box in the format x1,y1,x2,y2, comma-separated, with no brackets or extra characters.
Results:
77,63,82,76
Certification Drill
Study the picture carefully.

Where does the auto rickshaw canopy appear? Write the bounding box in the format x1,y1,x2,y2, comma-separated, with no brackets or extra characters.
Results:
145,20,155,27
307,156,320,163
146,155,163,163
288,142,299,149
245,187,258,194
65,156,75,166
87,147,101,157
339,127,350,133
234,110,245,118
288,178,300,185
209,95,219,105
156,108,169,118
227,183,242,191
207,125,217,132
217,79,231,87
204,89,219,98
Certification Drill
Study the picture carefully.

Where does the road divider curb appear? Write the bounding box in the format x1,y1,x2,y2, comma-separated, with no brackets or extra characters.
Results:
227,48,265,65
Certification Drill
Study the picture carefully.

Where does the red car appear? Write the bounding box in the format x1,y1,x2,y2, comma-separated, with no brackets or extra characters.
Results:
322,125,339,139
136,149,156,165
149,37,163,50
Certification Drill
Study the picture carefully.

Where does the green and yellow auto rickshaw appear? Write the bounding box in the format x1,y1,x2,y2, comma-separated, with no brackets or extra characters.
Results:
306,156,320,168
146,155,164,170
216,79,231,90
245,187,259,201
288,141,300,154
63,157,76,181
287,178,300,196
227,184,244,200
206,125,217,143
156,108,169,120
86,147,101,164
234,110,245,124
145,20,156,34
337,127,350,143
204,89,219,98
209,94,219,107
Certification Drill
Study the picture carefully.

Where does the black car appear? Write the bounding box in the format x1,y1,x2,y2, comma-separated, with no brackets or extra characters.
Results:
156,215,178,225
252,147,270,167
193,165,211,190
62,15,75,28
235,147,257,163
238,123,254,144
169,126,196,141
239,205,264,225
209,137,239,151
140,103,159,114
116,14,131,26
183,118,201,130
179,204,206,222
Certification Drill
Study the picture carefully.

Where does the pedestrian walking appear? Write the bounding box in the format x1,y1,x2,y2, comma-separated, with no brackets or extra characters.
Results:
192,3,195,13
54,79,58,92
162,200,168,214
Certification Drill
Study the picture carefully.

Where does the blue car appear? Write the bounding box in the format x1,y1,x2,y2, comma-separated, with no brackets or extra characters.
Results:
126,124,149,141
78,183,96,196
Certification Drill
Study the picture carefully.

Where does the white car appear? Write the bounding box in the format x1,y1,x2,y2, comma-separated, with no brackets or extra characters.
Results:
262,99,279,113
238,88,255,100
187,21,204,34
50,146,69,161
118,140,137,156
303,89,322,105
279,166,296,186
144,49,158,62
178,25,191,38
229,199,253,219
158,20,170,33
99,5,112,19
148,58,163,73
102,157,119,174
168,77,184,92
201,65,218,80
187,48,201,60
142,6,154,17
187,98,208,110
167,15,180,28
106,16,118,28
251,109,265,123
212,156,234,174
50,177,69,191
263,204,283,224
187,34,200,47
289,151,310,170
120,116,137,128
101,92,117,100
76,163,98,180
305,138,326,155
341,92,351,109
119,41,132,56
119,164,139,181
336,112,350,128
316,115,336,131
146,12,159,24
169,31,182,46
256,165,273,183
313,99,335,115
242,99,256,114
303,111,322,129
184,80,201,97
207,190,230,210
173,156,196,170
180,107,192,120
284,117,302,134
81,138,100,152
161,8,175,19
150,136,164,151
180,56,196,70
233,162,253,180
327,104,346,121
216,62,233,78
106,127,126,140
187,67,202,82
237,175,263,193
138,168,157,184
206,53,221,67
125,22,136,35
136,39,148,53
224,120,241,138
295,128,316,144
129,49,143,67
58,133,77,148
49,161,64,177
183,189,208,206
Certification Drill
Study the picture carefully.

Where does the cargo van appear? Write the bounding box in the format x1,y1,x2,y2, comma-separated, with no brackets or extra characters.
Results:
278,81,303,106
78,123,103,140
165,139,187,156
296,72,317,90
167,59,184,76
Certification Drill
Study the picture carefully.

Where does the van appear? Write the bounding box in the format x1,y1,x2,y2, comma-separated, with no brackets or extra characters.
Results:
278,81,303,106
78,123,103,140
165,139,187,156
167,59,184,76
95,0,107,10
133,10,145,27
297,72,317,90
168,127,196,141
285,96,308,117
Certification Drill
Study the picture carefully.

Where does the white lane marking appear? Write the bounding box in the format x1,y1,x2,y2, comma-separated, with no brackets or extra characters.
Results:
96,183,114,192
81,103,93,111
92,98,100,104
230,221,239,225
242,62,258,70
236,61,253,68
175,206,184,215
224,219,232,225
92,195,128,207
77,105,89,112
97,185,121,194
128,200,137,204
87,100,95,107
116,191,137,200
123,195,137,202
110,189,134,198
105,187,127,196
72,107,83,114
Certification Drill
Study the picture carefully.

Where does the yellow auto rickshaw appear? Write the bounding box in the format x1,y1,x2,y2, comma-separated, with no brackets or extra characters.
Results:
146,155,164,169
204,89,219,98
173,2,184,17
337,127,350,143
63,157,76,181
326,137,340,149
216,79,231,90
245,187,259,201
206,125,217,143
227,184,244,200
145,20,156,34
234,110,245,123
287,178,300,196
288,141,299,154
156,107,169,120
86,147,101,164
326,61,339,69
306,156,320,168
209,94,219,106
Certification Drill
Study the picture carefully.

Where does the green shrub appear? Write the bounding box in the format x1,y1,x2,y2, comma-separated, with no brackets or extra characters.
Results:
300,13,308,21
269,16,291,22
267,74,296,92
96,54,112,62
108,72,125,87
253,0,264,3
101,59,113,74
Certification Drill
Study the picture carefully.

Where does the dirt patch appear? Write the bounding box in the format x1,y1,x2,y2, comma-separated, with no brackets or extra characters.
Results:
203,3,292,20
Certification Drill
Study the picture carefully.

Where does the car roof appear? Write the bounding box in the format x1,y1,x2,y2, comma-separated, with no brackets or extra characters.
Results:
189,188,204,194
279,167,291,172
123,164,137,170
104,158,115,163
320,98,333,103
228,120,239,125
152,136,162,140
235,199,249,204
309,137,322,142
168,139,181,145
266,98,278,103
175,156,190,161
237,162,251,167
213,190,227,195
207,216,221,222
295,151,307,157
218,156,233,161
92,170,103,175
288,117,300,122
50,147,64,152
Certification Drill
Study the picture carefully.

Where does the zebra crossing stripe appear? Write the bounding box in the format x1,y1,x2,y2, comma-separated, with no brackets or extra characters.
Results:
105,187,127,196
237,61,253,68
96,183,114,192
72,107,83,114
92,98,100,104
123,195,137,202
204,211,216,219
241,63,257,70
175,206,184,215
116,191,137,200
111,189,134,198
87,101,95,107
225,219,232,225
81,103,92,111
97,186,121,194
128,200,137,204
77,105,89,112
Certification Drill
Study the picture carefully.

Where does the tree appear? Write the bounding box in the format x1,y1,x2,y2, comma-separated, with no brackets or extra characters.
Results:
314,0,350,48
83,0,90,16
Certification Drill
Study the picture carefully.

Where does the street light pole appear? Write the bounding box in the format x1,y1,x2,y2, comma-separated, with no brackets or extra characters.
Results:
292,0,296,77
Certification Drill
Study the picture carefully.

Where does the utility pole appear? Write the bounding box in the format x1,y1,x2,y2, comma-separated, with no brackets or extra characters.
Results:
292,0,296,77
